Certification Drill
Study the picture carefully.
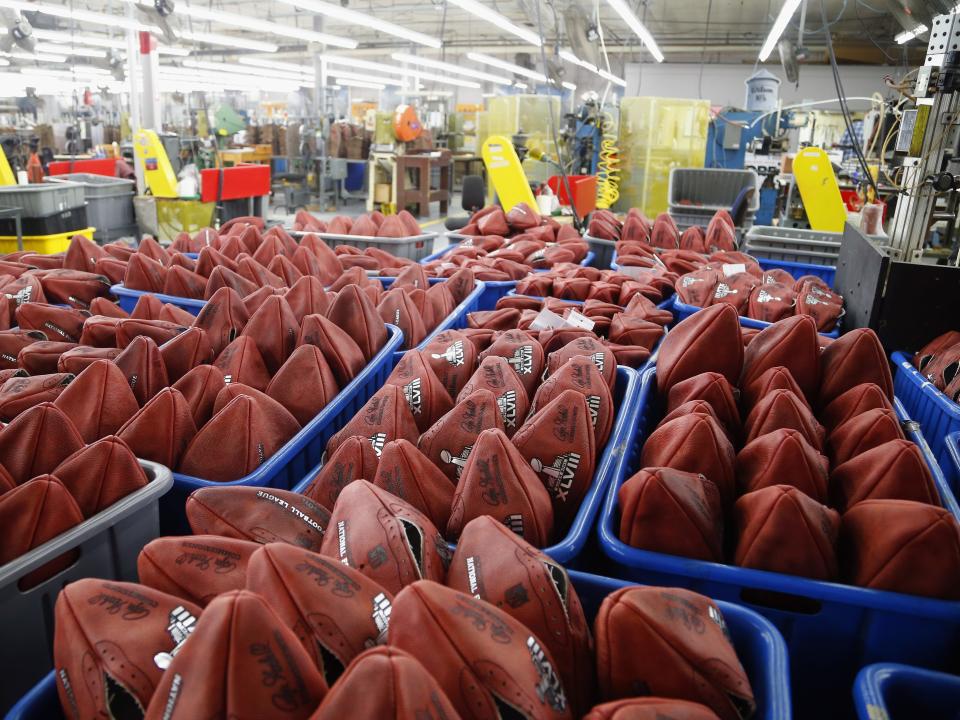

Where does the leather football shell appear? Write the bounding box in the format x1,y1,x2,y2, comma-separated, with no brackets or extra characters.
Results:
388,580,573,720
656,304,743,394
319,480,448,595
418,388,505,484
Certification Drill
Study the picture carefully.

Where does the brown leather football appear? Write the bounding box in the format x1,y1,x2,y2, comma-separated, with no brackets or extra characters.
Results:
584,698,723,719
665,372,741,439
819,382,895,431
14,302,87,343
594,586,753,720
158,327,214,383
532,354,614,447
53,359,140,442
0,372,73,420
819,328,893,405
545,336,616,391
117,387,198,469
419,388,505,484
186,486,330,551
57,345,121,375
327,285,388,362
421,330,479,399
447,427,554,546
54,579,203,720
308,646,459,720
734,485,839,580
827,407,904,466
740,365,809,412
830,439,940,511
389,579,572,720
192,286,249,355
640,414,735,508
479,329,544,399
656,304,743,394
458,355,530,438
266,344,340,426
618,467,723,562
326,384,420,460
740,314,820,402
246,543,394,686
319,480,448,594
0,475,84,587
238,294,299,375
170,364,225,427
743,389,825,450
137,534,259,606
384,350,455,432
736,428,829,502
377,288,427,350
113,335,170,407
301,435,379,510
142,589,326,719
840,499,960,599
512,389,597,530
0,402,84,483
374,438,455,532
297,312,366,388
53,435,148,517
448,516,594,716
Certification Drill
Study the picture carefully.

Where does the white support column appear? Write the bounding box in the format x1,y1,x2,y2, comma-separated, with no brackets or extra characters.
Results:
125,2,144,194
139,32,162,131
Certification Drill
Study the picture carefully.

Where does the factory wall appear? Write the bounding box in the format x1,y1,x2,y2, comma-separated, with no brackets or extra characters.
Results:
624,63,904,110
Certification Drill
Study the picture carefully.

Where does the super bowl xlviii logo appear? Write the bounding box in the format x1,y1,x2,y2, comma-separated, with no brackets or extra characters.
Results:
585,395,601,429
531,452,581,502
368,432,387,457
590,352,605,374
402,378,422,415
369,592,392,646
440,445,473,478
507,345,534,375
497,390,517,428
756,289,781,304
714,284,737,299
153,605,198,669
804,293,823,305
431,340,465,367
527,636,567,712
681,276,703,288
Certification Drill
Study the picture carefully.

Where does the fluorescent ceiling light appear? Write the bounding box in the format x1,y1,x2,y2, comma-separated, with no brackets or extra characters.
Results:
391,52,512,85
276,0,440,48
239,57,311,75
559,49,626,86
175,4,356,49
445,0,541,46
28,30,190,55
895,25,928,44
482,92,496,98
335,77,385,90
561,81,576,90
598,68,627,87
334,70,402,86
605,0,664,62
34,42,106,58
320,54,481,88
514,81,528,89
2,49,68,63
0,0,149,31
466,52,547,82
758,0,803,61
0,58,7,66
180,59,310,85
178,30,278,53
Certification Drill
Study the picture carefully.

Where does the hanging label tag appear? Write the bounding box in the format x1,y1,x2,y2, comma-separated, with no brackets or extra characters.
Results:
618,264,654,280
563,309,596,332
722,263,746,277
529,308,569,331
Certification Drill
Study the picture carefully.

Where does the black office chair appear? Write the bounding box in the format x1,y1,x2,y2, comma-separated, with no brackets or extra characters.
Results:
445,174,486,231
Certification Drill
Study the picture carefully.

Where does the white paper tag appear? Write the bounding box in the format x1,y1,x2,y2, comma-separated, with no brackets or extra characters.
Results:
529,308,569,331
617,264,654,280
722,263,746,277
563,308,596,332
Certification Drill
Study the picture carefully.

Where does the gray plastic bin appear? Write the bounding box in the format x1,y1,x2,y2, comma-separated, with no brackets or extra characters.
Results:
668,168,760,230
0,182,84,217
303,231,437,262
582,232,617,269
45,174,136,243
0,460,172,713
744,225,844,265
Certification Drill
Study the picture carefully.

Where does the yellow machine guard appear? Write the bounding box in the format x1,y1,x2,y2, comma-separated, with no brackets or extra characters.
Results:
792,146,847,232
133,129,178,198
481,135,537,212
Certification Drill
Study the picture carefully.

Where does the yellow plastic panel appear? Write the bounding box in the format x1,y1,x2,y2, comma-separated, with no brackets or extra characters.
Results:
482,135,537,212
134,129,178,198
793,146,847,232
0,147,15,186
616,97,709,217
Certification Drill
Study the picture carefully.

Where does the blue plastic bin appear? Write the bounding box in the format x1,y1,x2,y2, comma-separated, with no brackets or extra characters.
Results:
4,567,791,720
569,571,792,720
159,324,403,534
853,663,960,720
672,296,841,339
756,257,836,286
295,365,642,567
110,283,206,315
892,350,960,496
597,365,960,720
422,237,594,311
376,278,485,363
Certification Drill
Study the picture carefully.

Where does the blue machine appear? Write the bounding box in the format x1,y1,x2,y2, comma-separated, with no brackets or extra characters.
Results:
705,109,786,226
